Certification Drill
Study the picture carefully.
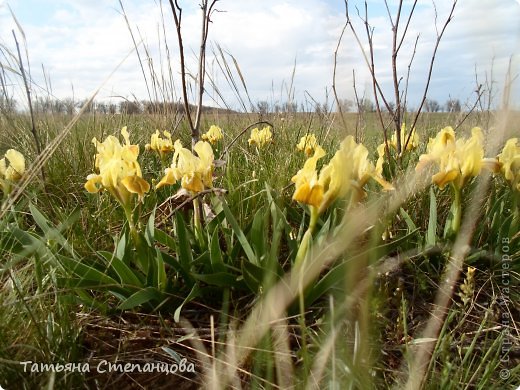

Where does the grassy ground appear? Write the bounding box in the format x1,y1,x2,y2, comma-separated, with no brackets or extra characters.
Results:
0,108,519,389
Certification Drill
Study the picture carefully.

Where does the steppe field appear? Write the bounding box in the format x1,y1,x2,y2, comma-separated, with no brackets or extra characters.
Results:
0,1,519,389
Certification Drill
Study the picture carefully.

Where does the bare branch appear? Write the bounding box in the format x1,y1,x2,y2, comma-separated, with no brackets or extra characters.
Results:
409,0,458,139
332,1,350,138
453,89,485,131
384,0,394,28
193,1,219,145
168,1,218,149
402,34,420,152
218,120,274,160
391,0,404,154
361,1,390,156
168,0,195,136
396,0,418,54
352,69,363,142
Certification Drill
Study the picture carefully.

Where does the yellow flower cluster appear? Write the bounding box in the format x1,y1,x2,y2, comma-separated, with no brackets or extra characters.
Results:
85,127,150,206
291,145,327,210
201,125,223,145
0,149,25,194
390,123,419,151
292,136,393,215
156,140,214,193
377,123,419,160
296,134,320,157
145,130,174,158
0,149,25,182
416,127,498,190
84,123,518,222
497,138,520,192
248,126,273,148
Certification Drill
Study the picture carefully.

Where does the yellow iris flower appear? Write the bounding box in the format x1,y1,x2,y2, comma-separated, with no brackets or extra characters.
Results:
416,127,497,190
85,126,150,206
201,125,224,144
417,126,456,167
248,126,273,147
376,143,386,174
296,134,320,157
332,136,393,204
292,136,393,215
0,149,25,194
497,138,520,191
377,123,420,163
390,122,419,152
156,140,214,193
292,137,393,267
0,149,25,182
292,145,327,208
145,130,174,158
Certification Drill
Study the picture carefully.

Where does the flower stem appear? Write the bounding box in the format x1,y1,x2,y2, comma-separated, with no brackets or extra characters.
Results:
193,197,204,245
294,206,319,268
447,183,462,238
511,192,520,236
123,205,139,247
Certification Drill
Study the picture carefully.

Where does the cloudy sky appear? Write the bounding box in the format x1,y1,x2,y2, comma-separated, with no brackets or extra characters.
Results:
0,0,519,111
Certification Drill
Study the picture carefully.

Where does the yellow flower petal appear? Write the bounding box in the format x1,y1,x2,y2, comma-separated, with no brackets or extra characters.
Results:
248,126,272,147
2,149,25,181
292,146,326,207
85,127,147,205
372,175,395,191
156,141,214,193
182,172,204,193
156,168,177,189
297,134,319,156
293,180,324,208
432,170,459,189
497,138,520,189
121,126,130,145
0,149,25,183
0,158,6,178
202,125,223,144
85,174,103,193
120,175,150,199
416,126,492,189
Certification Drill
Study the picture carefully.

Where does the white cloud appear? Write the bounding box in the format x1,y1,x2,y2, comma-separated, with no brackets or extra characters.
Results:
0,0,518,111
333,0,520,108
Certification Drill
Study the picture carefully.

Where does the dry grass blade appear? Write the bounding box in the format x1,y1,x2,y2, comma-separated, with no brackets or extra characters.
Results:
213,43,250,112
0,46,138,219
119,0,152,102
230,52,253,109
204,166,432,388
403,106,513,389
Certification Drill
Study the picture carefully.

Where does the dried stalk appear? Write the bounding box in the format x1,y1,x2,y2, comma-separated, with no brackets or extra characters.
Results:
344,0,457,160
12,31,40,157
332,2,350,138
408,1,458,140
168,0,218,149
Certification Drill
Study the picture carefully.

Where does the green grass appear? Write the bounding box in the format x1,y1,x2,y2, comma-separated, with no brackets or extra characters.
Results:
0,108,519,389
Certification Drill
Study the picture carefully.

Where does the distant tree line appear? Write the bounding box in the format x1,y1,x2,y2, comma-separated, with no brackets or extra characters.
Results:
0,97,237,116
0,95,468,116
335,97,464,114
256,101,299,115
253,97,465,115
0,96,17,113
